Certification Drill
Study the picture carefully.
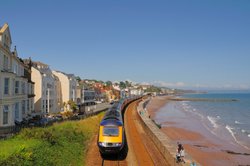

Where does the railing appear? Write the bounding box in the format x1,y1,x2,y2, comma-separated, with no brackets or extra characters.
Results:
0,126,21,138
0,103,111,139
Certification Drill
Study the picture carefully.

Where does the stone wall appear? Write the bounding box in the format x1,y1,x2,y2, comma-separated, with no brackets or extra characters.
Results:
137,98,198,166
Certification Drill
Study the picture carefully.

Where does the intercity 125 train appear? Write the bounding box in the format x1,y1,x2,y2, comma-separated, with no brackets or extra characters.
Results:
97,96,142,155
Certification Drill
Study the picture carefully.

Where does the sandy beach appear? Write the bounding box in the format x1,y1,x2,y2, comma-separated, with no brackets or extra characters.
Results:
146,96,250,166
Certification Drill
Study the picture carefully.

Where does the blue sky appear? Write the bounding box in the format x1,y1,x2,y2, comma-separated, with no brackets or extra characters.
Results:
1,0,250,90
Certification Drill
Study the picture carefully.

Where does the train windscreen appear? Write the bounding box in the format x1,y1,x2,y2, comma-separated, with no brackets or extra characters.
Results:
103,127,119,136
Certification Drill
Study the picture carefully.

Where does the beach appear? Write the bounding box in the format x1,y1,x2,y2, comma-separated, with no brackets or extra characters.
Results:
146,96,250,166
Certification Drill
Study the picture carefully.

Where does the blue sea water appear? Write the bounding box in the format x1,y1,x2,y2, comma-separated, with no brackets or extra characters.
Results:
155,92,250,152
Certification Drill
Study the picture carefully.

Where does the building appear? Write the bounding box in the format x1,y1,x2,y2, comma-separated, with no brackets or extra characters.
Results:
81,89,96,112
52,71,77,111
23,58,35,118
0,23,29,131
129,88,143,96
76,85,96,113
31,62,61,115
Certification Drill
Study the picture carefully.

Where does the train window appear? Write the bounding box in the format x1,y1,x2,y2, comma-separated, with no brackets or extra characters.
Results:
103,127,119,136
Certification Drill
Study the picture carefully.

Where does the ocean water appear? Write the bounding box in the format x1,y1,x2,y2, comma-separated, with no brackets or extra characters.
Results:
155,92,250,153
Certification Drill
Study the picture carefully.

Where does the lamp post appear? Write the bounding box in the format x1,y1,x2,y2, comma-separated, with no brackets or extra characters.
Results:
47,88,50,114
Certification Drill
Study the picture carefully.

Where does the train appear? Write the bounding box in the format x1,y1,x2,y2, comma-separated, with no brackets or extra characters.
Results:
97,96,142,155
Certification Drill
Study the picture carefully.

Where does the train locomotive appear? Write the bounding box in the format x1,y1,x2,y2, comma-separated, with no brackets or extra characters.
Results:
97,101,124,154
97,97,141,155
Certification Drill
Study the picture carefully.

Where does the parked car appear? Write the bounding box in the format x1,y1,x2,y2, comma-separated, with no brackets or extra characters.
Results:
39,118,50,126
28,116,42,127
55,115,63,122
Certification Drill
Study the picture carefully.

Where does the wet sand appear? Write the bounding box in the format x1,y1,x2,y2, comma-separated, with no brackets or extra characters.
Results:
146,96,250,166
146,96,173,118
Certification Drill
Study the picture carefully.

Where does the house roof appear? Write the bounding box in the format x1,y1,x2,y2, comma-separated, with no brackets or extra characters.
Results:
0,23,12,44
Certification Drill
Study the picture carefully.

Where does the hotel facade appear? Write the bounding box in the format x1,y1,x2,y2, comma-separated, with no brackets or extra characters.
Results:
0,23,32,130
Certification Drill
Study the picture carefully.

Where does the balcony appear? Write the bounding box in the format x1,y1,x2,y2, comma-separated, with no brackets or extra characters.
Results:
1,68,13,73
28,94,36,98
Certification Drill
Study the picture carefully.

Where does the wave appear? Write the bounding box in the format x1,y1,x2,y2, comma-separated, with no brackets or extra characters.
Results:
240,129,250,138
207,116,219,129
226,125,250,150
235,120,243,124
226,125,237,142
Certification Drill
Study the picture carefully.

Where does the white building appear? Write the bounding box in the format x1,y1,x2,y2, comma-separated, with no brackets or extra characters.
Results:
0,23,29,131
129,88,143,96
52,71,77,105
77,87,96,113
32,62,60,115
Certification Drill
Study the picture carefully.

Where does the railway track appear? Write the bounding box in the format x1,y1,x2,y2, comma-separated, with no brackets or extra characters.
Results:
86,99,169,166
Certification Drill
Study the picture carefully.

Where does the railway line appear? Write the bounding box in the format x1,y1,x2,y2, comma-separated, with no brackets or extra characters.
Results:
86,99,169,166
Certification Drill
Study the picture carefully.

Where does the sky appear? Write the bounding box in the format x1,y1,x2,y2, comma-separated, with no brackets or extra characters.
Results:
1,0,250,90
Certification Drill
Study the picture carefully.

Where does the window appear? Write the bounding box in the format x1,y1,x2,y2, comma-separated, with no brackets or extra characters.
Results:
15,103,19,120
31,85,34,94
27,99,29,112
4,78,9,95
21,82,25,94
3,55,8,70
13,63,18,74
22,100,26,114
3,105,9,125
31,99,34,110
15,81,19,94
103,127,119,136
12,79,15,95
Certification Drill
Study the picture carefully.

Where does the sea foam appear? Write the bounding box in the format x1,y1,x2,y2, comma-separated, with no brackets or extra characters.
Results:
226,125,250,150
235,121,243,124
207,116,219,128
226,125,237,142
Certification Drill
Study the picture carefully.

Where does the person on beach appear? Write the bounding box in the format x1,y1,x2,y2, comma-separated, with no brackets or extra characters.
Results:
180,145,185,163
176,143,185,163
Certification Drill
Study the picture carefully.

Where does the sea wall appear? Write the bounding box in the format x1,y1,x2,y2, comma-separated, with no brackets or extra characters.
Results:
137,98,198,166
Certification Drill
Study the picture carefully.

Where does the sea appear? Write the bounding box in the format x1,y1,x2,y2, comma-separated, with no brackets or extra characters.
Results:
154,92,250,153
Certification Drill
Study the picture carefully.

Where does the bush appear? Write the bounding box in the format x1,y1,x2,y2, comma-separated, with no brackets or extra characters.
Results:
0,113,103,166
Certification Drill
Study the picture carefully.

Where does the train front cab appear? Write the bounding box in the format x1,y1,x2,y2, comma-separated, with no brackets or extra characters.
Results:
98,119,124,154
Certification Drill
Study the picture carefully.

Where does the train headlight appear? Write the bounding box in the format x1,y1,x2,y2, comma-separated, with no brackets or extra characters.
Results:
113,143,122,147
98,142,122,147
98,142,106,147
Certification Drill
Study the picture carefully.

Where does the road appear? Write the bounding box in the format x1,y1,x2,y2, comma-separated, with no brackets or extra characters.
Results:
86,99,169,166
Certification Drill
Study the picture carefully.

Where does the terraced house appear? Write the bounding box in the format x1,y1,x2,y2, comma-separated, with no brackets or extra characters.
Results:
0,23,33,133
32,62,62,115
52,71,77,111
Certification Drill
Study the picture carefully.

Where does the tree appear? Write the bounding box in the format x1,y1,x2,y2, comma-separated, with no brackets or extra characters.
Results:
145,86,162,93
125,80,132,87
106,81,112,87
119,81,126,89
75,76,81,82
68,100,78,112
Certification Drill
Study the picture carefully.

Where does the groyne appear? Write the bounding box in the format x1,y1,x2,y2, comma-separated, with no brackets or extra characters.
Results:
170,98,238,102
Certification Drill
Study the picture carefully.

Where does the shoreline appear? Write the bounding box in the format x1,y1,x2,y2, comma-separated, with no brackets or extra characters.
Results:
146,96,250,166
